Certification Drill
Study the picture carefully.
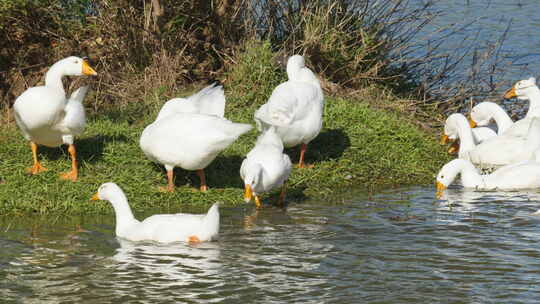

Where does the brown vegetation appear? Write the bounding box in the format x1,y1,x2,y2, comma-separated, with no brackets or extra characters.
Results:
0,0,508,125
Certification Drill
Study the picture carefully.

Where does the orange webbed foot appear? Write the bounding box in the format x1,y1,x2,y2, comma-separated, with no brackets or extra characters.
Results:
27,162,48,175
59,170,78,182
158,186,175,193
188,235,201,244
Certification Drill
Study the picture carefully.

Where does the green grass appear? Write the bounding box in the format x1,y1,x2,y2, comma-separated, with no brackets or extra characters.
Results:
0,94,449,215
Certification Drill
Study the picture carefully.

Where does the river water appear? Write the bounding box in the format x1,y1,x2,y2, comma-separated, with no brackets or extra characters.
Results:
4,1,540,303
2,186,540,303
424,0,540,81
408,0,540,111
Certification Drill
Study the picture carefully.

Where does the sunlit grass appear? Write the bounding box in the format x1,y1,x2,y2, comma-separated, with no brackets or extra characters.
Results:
0,94,449,215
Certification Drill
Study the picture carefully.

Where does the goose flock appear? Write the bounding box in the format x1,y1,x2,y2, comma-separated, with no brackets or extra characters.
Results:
11,55,323,243
12,54,540,244
437,77,540,193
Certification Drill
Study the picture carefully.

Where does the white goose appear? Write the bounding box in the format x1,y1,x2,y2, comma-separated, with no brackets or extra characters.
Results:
498,77,540,138
140,84,252,192
154,83,225,120
441,113,496,156
436,157,540,192
469,101,513,135
441,115,540,168
91,182,219,243
13,56,97,181
468,117,540,168
254,55,324,168
240,127,292,208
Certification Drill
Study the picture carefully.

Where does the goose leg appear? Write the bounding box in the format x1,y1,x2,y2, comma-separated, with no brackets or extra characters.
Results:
298,143,307,168
60,144,78,181
27,142,47,174
254,195,262,209
163,169,175,192
277,185,286,207
297,143,314,168
197,169,208,192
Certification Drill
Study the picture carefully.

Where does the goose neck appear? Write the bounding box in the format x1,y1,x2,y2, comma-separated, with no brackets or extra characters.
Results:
457,161,483,188
108,193,138,229
454,118,476,153
44,65,66,93
489,105,513,133
525,87,540,118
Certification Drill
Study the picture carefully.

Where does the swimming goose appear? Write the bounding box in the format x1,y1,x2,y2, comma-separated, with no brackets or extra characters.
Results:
91,182,219,243
140,84,252,192
13,56,97,181
499,77,540,138
441,115,540,168
468,117,540,168
441,113,496,156
240,127,292,208
254,55,324,168
436,158,540,192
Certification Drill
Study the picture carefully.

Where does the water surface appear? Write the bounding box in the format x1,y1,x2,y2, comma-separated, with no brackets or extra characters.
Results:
2,186,540,303
416,0,540,82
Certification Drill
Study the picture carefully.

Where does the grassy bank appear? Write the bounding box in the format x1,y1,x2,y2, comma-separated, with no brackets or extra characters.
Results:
0,1,459,215
0,91,449,215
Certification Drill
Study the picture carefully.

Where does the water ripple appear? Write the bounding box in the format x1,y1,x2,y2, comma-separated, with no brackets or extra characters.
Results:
2,186,540,302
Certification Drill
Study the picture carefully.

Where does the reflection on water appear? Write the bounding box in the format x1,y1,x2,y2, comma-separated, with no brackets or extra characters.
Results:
107,239,222,302
2,187,540,302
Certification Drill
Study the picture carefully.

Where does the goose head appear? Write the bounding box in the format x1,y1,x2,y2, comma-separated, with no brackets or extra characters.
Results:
470,102,496,126
287,55,305,69
442,113,466,143
436,159,465,191
243,163,263,203
504,77,537,100
286,55,306,79
91,182,126,205
52,56,97,76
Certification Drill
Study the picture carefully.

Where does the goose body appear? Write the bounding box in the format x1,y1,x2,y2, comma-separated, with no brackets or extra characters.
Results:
140,84,252,191
467,118,540,167
141,113,251,170
254,55,324,167
240,127,292,208
155,83,225,121
13,56,97,180
92,183,219,243
442,114,540,168
436,158,540,191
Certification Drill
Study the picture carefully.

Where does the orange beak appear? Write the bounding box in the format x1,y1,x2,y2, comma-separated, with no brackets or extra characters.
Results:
468,116,477,128
447,141,460,155
504,86,516,99
244,184,253,203
90,192,100,201
436,181,446,192
440,134,450,145
435,181,447,199
82,60,98,76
